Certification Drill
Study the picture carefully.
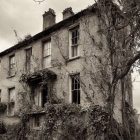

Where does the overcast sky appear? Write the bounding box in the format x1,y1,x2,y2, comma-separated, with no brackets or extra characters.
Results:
0,0,140,113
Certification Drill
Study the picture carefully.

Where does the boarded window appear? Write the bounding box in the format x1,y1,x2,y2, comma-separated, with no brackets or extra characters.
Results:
70,27,79,57
26,48,32,72
9,55,15,76
43,41,51,68
71,74,80,104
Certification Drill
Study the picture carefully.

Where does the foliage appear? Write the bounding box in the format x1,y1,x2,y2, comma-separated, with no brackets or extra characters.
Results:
0,103,7,113
0,121,6,135
0,115,30,140
41,104,127,140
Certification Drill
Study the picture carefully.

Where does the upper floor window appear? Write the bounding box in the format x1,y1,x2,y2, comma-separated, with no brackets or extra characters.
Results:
71,74,80,104
43,40,51,68
70,26,79,58
26,48,32,72
9,55,15,76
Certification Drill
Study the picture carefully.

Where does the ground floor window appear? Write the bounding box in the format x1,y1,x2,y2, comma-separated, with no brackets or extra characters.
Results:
32,84,48,107
29,114,45,129
71,74,80,104
8,87,15,116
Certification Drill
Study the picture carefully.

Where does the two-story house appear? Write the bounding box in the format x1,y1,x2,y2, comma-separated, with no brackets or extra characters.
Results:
0,4,133,139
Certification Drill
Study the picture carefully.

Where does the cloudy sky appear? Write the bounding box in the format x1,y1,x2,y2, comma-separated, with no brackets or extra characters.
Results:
0,0,140,113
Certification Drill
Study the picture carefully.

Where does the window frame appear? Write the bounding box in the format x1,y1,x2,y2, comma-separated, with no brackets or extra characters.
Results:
9,54,16,77
8,87,15,116
25,47,32,72
34,115,40,128
32,83,48,108
42,39,51,69
69,25,80,59
70,73,80,104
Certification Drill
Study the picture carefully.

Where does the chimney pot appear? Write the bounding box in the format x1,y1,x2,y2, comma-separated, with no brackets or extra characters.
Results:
43,8,56,30
62,7,74,20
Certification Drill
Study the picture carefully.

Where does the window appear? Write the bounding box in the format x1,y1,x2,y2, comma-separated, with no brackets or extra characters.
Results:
26,48,32,72
9,55,15,76
71,74,80,104
43,41,51,68
70,27,79,58
34,115,40,128
32,84,48,107
8,87,15,116
9,88,15,103
0,90,1,102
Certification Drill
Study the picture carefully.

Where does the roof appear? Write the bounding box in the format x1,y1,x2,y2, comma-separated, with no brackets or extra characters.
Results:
0,5,97,57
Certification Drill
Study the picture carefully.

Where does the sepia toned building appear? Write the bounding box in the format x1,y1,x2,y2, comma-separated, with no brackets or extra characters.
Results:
0,4,133,139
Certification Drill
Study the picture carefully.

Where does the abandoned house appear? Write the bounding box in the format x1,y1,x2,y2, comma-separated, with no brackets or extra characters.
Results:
0,3,133,140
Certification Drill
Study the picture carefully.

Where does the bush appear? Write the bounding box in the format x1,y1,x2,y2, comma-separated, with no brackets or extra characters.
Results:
0,103,7,113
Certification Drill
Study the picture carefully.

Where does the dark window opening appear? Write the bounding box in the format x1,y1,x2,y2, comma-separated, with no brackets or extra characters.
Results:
26,48,32,72
8,87,15,116
34,115,40,127
71,74,80,104
41,85,48,107
9,55,15,76
0,90,1,102
31,84,48,107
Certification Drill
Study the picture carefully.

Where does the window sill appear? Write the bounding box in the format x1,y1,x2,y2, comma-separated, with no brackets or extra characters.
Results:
67,56,81,62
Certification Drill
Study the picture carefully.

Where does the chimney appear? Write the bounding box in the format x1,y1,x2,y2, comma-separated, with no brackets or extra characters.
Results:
62,7,74,20
43,8,56,30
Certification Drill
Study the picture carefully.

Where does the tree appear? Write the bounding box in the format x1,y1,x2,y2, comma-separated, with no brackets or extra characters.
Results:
92,0,140,139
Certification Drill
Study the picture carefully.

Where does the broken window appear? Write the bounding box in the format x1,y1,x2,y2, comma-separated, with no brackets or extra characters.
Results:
43,40,51,68
8,87,15,116
26,48,32,72
9,55,15,76
70,27,79,58
71,74,80,104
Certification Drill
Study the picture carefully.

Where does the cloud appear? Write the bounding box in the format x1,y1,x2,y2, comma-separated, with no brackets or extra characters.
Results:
0,0,94,52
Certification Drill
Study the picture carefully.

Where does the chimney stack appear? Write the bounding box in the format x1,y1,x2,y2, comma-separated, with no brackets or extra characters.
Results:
62,7,74,20
43,8,56,30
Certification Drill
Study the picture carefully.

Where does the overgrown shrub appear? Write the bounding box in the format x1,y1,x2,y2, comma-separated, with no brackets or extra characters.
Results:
0,103,7,113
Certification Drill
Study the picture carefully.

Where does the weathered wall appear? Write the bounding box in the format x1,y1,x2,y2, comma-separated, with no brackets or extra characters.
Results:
0,10,130,128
